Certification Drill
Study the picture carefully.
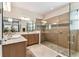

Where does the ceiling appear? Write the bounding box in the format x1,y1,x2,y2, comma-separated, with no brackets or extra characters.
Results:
12,2,68,15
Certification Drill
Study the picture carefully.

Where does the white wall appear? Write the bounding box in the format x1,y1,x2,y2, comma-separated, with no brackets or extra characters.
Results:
43,4,69,20
70,3,79,30
70,3,79,11
3,5,43,22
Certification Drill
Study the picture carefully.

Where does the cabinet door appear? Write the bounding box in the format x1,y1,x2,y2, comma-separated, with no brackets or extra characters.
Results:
2,44,16,57
28,34,39,46
28,34,33,45
2,42,26,57
13,42,26,57
34,34,39,43
2,45,11,57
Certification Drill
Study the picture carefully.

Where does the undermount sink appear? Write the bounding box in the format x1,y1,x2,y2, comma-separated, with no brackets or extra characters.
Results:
11,35,21,39
3,34,21,42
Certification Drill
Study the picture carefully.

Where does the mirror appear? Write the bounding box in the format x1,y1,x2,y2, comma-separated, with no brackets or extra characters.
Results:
3,17,20,33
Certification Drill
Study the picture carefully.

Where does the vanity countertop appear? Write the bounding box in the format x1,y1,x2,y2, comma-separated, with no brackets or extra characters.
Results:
15,31,40,35
2,31,40,45
2,36,27,45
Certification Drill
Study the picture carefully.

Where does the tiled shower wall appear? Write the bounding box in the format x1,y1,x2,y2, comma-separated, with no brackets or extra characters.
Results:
43,13,70,49
77,31,79,51
71,31,79,51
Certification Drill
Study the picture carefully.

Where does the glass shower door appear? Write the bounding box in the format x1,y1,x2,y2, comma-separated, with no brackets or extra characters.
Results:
70,3,79,57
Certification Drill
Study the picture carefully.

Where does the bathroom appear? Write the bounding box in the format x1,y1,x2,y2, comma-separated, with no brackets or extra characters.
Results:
0,2,79,57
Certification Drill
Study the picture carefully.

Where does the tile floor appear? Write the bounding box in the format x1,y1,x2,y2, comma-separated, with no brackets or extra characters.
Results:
26,41,79,57
42,41,69,56
42,41,79,57
26,49,35,57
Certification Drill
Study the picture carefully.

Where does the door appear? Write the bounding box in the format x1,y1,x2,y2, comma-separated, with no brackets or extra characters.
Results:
70,3,79,57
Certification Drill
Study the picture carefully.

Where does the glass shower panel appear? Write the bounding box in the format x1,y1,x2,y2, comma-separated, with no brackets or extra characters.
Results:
42,23,70,56
41,11,70,57
70,3,79,57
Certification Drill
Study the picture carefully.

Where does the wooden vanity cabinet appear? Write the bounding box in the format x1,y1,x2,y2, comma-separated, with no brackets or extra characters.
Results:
2,41,27,57
28,34,39,45
22,34,39,46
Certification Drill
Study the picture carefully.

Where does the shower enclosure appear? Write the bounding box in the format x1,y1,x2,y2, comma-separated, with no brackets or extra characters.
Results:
69,3,79,57
42,3,79,57
41,13,70,56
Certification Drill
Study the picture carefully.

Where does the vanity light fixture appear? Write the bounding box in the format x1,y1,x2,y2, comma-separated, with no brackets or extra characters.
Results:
20,17,30,21
53,23,57,24
41,20,47,25
8,18,12,22
41,20,47,24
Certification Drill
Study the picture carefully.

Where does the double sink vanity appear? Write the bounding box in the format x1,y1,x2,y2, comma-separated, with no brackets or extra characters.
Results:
2,31,40,57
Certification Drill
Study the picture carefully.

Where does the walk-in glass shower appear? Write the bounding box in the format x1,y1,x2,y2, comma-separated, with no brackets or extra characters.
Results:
70,2,79,57
42,3,79,57
41,14,70,56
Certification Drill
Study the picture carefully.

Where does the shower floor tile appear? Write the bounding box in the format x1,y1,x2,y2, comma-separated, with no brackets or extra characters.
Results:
42,41,69,56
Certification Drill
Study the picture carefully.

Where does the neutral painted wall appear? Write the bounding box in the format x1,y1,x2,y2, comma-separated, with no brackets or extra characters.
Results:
43,4,69,20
